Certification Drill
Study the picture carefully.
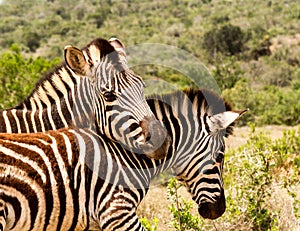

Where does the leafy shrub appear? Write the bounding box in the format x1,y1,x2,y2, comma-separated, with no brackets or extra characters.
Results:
140,217,159,231
211,15,230,25
223,79,300,126
167,178,203,231
221,125,300,231
86,4,111,28
24,31,41,52
249,36,271,60
203,24,248,56
228,127,276,230
211,56,245,90
0,44,60,108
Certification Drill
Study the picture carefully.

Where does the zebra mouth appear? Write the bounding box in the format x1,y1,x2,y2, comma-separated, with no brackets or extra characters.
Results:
197,190,226,219
138,117,171,159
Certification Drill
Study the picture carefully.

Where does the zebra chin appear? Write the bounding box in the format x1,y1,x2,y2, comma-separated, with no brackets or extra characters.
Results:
197,189,226,220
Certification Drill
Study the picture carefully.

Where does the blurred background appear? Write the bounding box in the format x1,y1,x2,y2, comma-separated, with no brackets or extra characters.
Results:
0,1,299,230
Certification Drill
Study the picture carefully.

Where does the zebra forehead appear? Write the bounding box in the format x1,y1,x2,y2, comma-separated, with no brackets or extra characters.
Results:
86,45,101,64
83,38,115,59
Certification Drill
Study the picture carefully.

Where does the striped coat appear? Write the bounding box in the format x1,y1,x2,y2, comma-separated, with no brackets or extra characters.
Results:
0,89,246,230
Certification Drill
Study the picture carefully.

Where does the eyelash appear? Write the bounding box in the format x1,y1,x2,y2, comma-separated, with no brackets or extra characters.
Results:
103,91,117,101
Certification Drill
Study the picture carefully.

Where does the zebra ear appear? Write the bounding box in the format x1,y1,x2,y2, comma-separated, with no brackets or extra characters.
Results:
64,45,89,76
108,38,126,57
208,110,248,132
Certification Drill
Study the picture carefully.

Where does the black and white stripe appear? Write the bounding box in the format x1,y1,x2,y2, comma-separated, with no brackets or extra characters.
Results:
0,38,167,159
0,88,245,230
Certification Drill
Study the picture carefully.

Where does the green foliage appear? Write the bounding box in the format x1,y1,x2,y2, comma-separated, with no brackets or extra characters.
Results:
0,44,60,108
24,31,41,52
236,132,275,230
223,79,300,126
271,128,300,168
167,178,203,231
140,217,159,231
86,4,111,28
203,23,248,56
211,56,245,90
133,65,197,95
221,125,300,230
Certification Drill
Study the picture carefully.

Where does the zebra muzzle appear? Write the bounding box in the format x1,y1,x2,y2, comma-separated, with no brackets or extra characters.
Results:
198,189,226,219
139,116,171,160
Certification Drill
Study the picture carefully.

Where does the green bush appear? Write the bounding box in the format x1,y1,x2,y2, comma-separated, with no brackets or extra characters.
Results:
140,217,159,231
221,125,300,230
24,31,41,52
167,178,203,231
223,79,300,126
203,24,248,56
211,56,244,90
0,44,60,109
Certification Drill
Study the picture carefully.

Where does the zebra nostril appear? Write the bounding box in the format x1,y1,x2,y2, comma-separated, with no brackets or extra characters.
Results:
145,132,151,143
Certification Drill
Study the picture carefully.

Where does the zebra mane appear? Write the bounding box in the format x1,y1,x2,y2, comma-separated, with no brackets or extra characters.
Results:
147,88,234,137
14,62,68,109
14,38,116,110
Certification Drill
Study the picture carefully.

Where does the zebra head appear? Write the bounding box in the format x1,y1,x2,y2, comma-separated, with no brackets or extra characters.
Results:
64,38,170,159
176,109,246,220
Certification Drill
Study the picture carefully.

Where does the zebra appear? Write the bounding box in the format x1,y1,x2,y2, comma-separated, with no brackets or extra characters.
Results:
0,37,169,159
0,88,246,230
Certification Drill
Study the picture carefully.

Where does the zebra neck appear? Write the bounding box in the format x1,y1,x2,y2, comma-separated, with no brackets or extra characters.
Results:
147,92,205,175
71,78,98,130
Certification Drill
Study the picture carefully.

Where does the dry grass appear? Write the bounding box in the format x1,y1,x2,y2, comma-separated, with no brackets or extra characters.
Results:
225,125,294,149
137,186,172,230
137,125,300,231
138,185,198,230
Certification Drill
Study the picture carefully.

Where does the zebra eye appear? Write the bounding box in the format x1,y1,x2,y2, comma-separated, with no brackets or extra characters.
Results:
216,151,224,163
103,91,117,101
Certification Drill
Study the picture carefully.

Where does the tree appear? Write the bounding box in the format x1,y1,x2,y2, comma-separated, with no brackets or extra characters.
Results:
203,24,247,56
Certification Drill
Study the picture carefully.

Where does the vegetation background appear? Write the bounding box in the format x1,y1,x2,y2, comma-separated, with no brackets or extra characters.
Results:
0,0,299,230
